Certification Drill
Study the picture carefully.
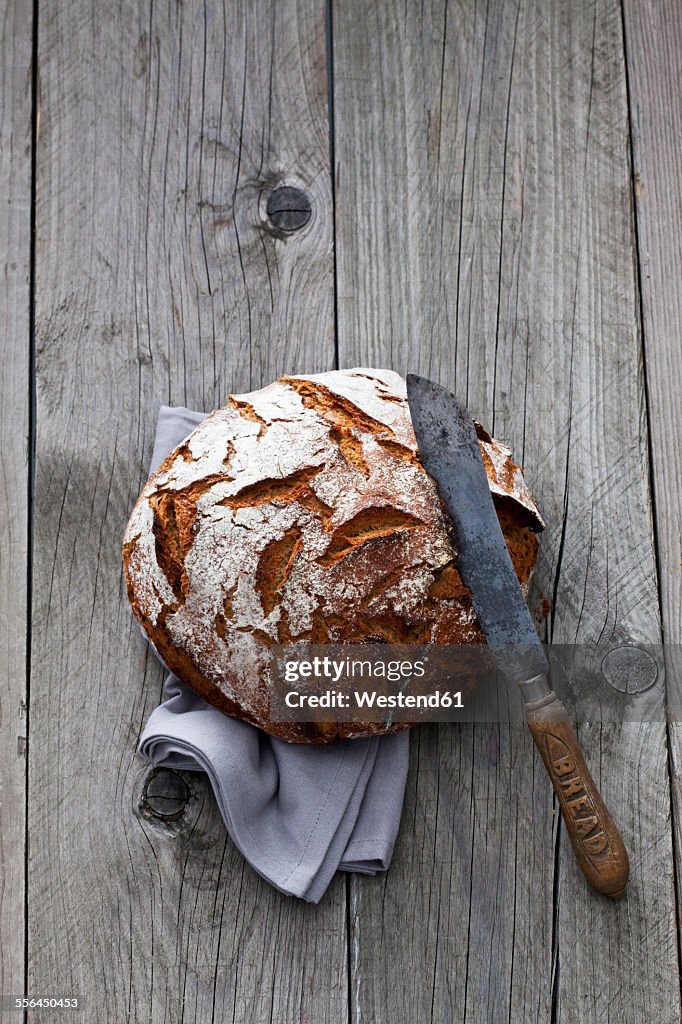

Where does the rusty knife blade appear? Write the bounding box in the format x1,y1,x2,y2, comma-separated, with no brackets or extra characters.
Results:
406,373,548,684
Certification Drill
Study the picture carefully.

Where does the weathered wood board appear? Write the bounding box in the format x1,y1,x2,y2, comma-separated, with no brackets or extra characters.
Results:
6,0,682,1021
0,0,32,1003
29,2,345,1022
622,5,682,650
332,0,679,1021
623,0,682,996
334,5,556,1018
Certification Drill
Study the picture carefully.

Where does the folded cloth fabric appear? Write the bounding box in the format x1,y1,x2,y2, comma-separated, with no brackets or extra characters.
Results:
136,404,410,903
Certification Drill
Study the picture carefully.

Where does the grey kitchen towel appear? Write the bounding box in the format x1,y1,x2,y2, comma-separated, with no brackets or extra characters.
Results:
136,404,410,903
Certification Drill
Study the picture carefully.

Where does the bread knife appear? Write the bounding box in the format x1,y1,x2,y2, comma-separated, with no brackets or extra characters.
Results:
406,373,629,899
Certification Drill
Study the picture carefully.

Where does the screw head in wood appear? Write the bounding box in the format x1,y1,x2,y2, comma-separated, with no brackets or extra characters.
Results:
139,767,190,819
601,646,659,694
266,185,312,232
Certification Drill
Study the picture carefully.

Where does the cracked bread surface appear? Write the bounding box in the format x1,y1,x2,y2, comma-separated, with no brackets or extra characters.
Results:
123,368,544,743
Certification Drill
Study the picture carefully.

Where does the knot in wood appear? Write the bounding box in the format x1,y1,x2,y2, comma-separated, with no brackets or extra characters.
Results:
266,186,312,232
601,646,659,694
140,767,190,819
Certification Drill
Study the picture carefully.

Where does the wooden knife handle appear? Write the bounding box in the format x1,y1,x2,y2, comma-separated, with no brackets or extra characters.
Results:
524,691,630,899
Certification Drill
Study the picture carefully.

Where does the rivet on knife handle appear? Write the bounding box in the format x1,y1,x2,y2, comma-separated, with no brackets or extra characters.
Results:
524,685,630,899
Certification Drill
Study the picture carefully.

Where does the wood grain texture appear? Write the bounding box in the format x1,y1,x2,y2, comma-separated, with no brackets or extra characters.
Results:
491,5,677,1020
10,0,681,1019
29,2,343,1021
0,0,32,1000
334,2,555,1020
622,0,682,1004
622,0,682,648
332,0,679,1020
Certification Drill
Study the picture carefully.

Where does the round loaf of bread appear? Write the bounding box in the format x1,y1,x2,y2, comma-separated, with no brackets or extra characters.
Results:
123,368,543,743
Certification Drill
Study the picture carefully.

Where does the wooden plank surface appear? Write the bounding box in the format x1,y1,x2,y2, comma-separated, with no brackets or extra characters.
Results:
29,2,343,1021
332,0,679,1021
622,0,682,991
9,0,681,1021
623,1,682,647
486,2,677,1020
0,0,32,1003
334,5,556,1019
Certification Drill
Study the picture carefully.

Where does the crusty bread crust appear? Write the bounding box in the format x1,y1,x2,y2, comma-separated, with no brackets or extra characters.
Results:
123,369,543,743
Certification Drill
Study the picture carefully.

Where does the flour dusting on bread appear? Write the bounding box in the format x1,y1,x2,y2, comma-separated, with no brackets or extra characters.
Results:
123,368,543,743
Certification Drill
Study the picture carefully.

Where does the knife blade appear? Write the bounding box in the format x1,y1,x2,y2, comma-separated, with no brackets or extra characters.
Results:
405,373,548,689
406,372,629,899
